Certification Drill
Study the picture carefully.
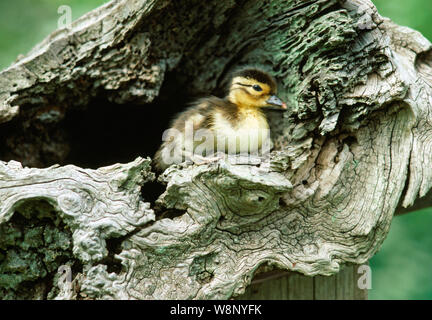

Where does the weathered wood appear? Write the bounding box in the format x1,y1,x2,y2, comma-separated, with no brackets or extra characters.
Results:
314,274,337,300
396,188,432,215
0,0,431,300
238,264,367,300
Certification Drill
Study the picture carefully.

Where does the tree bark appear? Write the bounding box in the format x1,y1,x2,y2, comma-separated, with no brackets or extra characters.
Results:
0,0,431,299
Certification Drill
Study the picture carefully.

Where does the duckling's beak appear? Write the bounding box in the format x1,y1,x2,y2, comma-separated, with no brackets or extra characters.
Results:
266,95,287,109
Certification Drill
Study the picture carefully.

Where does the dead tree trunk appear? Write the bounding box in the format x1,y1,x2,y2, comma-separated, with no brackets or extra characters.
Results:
0,0,431,300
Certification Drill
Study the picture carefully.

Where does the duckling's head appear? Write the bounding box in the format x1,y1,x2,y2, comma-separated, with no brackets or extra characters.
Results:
227,67,287,110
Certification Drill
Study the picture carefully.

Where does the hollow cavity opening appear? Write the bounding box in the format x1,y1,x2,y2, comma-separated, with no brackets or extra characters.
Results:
0,71,193,169
0,68,287,171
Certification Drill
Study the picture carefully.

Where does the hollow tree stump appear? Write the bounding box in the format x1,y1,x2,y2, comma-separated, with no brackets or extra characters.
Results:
0,0,432,300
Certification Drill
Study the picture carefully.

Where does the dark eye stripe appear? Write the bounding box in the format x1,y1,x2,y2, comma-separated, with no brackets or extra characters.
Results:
234,82,264,92
231,87,254,97
234,82,252,87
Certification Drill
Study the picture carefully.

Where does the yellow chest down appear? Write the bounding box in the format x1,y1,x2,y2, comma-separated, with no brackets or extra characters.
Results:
212,110,270,155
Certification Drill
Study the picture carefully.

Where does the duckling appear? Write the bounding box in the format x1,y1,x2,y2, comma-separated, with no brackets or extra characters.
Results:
154,67,287,172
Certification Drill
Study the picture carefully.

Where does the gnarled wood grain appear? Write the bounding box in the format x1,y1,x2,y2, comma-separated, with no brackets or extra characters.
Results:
1,0,431,299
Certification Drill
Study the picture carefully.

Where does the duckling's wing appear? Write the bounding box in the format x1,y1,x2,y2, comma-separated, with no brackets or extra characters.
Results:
153,97,221,171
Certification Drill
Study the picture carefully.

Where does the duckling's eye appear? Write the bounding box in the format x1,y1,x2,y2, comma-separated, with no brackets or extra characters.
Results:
252,85,262,92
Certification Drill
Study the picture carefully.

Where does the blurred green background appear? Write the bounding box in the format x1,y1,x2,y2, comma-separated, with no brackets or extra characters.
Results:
369,0,432,300
0,0,108,69
0,0,431,300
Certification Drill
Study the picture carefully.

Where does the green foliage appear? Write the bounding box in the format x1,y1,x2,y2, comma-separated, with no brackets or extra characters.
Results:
370,209,432,299
369,0,432,300
0,0,107,69
373,0,432,41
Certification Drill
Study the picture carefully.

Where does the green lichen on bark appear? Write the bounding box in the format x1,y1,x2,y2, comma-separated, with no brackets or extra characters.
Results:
0,158,154,299
0,200,74,299
0,0,431,300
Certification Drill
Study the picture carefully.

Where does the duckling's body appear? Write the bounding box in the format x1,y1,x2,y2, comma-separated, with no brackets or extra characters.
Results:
154,67,286,172
211,101,270,153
